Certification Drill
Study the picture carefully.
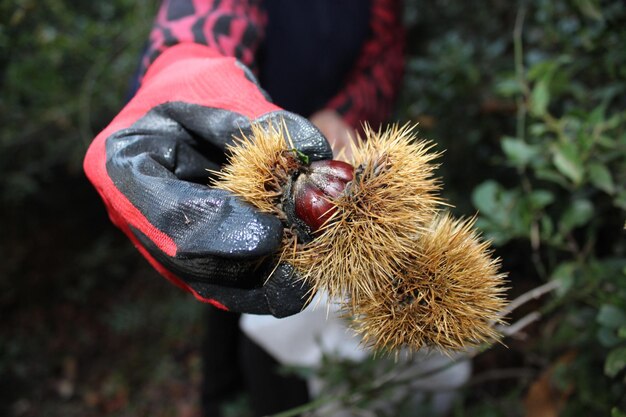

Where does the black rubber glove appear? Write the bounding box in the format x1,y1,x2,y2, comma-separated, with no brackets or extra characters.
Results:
84,44,332,317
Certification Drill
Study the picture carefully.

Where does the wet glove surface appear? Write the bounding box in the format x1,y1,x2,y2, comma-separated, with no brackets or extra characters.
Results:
84,44,332,317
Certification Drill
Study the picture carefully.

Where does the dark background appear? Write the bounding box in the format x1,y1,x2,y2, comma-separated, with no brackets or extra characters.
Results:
2,0,625,416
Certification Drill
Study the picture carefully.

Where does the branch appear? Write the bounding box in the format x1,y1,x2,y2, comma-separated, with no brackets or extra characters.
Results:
270,281,561,417
497,311,542,338
498,280,561,318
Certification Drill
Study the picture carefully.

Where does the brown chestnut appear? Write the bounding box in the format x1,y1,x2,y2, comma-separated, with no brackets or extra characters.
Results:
292,160,354,232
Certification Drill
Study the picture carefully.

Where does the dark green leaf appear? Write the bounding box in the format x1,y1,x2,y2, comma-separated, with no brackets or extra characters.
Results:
528,190,555,210
612,407,626,417
495,77,522,98
475,218,511,246
529,122,548,136
589,162,615,194
597,134,618,149
528,60,564,82
530,79,550,117
597,304,626,329
536,168,572,188
501,137,540,169
614,191,626,210
560,199,593,233
472,180,500,218
540,216,554,240
550,262,575,297
587,105,605,125
574,0,604,21
597,327,621,348
552,143,584,185
605,346,626,378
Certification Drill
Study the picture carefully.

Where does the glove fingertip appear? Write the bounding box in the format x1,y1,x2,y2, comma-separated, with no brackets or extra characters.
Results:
260,111,333,162
264,263,312,318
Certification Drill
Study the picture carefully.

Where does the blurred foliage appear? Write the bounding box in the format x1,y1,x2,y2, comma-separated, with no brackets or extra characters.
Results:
398,0,626,416
0,0,155,205
0,0,207,416
1,0,625,416
281,0,626,415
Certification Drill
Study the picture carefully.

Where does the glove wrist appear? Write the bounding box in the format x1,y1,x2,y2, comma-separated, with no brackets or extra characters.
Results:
143,43,224,86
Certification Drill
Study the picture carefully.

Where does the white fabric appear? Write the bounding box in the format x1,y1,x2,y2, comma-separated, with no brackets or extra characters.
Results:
240,293,368,367
240,292,471,415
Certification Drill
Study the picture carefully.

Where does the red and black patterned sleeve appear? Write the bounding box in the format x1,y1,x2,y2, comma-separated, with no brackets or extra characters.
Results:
325,0,406,129
139,0,267,79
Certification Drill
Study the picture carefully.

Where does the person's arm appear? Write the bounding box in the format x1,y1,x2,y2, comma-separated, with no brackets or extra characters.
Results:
84,1,332,317
140,0,267,78
316,0,406,133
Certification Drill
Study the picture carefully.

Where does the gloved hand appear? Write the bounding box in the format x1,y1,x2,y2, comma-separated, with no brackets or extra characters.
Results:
84,44,332,317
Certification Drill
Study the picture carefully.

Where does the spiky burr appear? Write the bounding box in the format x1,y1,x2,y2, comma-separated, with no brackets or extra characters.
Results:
213,120,508,353
213,122,301,217
289,125,442,304
352,213,508,352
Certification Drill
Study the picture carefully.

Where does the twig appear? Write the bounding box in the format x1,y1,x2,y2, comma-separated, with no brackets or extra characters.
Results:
498,280,561,318
497,311,542,338
269,281,560,417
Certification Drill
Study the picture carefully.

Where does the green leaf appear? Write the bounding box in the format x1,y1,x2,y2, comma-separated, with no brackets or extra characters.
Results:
292,149,310,165
560,199,593,233
501,137,540,169
472,181,500,218
552,143,584,185
597,134,618,149
530,79,550,117
494,77,522,98
597,327,621,348
605,346,626,378
612,407,626,417
529,122,548,136
604,112,623,130
536,168,571,188
614,191,626,210
550,262,575,297
472,181,521,244
574,0,604,21
528,190,554,210
528,60,564,82
619,327,626,339
540,215,554,240
597,304,626,329
589,162,615,194
587,105,605,125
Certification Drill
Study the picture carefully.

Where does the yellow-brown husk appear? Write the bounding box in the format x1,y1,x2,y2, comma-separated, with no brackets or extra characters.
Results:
212,122,300,217
213,121,508,353
352,213,508,352
287,124,442,304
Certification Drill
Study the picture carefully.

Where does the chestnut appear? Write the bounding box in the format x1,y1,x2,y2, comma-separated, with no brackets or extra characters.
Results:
292,160,354,232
